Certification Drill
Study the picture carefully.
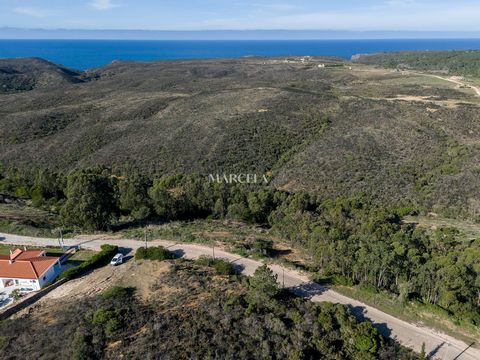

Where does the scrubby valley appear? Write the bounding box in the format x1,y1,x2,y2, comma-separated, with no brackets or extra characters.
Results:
1,54,480,216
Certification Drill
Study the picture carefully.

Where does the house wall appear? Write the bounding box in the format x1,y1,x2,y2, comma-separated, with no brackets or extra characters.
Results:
38,260,61,288
0,277,39,290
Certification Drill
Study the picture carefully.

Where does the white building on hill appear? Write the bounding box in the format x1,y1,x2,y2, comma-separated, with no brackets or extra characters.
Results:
0,248,61,290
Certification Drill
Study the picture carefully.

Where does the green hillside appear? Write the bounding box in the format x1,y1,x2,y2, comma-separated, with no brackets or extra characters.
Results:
1,55,480,218
353,50,480,77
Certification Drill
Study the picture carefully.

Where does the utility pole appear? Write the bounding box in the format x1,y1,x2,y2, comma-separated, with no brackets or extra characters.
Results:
58,229,63,248
212,242,215,260
144,229,147,248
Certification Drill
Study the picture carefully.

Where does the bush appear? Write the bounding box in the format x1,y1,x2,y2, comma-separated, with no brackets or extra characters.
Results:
135,246,174,261
330,274,355,286
92,308,117,325
91,308,122,336
105,317,122,335
0,261,405,359
0,336,7,350
213,259,235,275
355,335,378,353
11,289,22,300
195,255,236,275
30,186,45,206
15,186,29,198
251,239,273,256
101,286,132,299
60,244,119,280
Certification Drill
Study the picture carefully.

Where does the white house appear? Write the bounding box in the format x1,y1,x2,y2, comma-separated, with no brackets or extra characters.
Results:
0,248,62,290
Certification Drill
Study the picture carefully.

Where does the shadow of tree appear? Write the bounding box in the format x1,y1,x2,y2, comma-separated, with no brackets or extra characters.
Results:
348,305,393,338
427,342,445,359
287,281,326,299
171,249,185,258
269,248,292,257
118,247,132,256
232,263,245,273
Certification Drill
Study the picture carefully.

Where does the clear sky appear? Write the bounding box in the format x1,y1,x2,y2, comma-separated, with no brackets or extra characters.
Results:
1,0,479,32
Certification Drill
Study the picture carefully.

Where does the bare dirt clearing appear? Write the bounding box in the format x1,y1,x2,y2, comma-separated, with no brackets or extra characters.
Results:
12,258,173,321
43,257,171,301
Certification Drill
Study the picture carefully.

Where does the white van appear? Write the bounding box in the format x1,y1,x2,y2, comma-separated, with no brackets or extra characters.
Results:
110,253,124,266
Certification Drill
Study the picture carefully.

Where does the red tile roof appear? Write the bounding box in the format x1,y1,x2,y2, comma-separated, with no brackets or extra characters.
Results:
0,249,59,280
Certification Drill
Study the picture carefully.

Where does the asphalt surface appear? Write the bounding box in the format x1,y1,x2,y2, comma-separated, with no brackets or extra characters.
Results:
0,232,478,360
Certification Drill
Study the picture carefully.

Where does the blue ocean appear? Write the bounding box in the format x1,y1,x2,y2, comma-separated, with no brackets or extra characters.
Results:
1,39,480,70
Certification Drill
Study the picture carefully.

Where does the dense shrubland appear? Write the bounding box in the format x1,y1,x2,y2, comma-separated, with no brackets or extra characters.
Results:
0,167,478,325
354,50,480,77
2,57,480,219
0,262,417,359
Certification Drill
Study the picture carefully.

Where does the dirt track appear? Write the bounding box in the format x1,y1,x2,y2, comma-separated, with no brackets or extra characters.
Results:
412,71,480,97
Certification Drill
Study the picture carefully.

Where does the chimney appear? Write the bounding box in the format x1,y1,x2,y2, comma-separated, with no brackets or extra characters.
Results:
9,249,23,264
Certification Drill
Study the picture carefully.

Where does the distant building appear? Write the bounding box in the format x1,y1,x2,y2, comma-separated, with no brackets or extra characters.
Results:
0,249,61,290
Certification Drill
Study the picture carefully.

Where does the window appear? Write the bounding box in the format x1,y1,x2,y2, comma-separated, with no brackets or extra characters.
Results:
43,276,46,280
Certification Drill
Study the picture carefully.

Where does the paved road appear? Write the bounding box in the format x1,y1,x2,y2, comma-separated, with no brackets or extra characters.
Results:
0,232,478,360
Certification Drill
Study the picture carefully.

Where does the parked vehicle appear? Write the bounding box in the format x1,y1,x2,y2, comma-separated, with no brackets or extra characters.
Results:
110,253,124,266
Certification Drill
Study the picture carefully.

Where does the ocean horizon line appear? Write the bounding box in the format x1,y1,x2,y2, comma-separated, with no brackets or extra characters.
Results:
2,28,480,41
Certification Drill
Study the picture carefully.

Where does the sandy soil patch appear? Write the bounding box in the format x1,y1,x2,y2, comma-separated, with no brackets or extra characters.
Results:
11,259,173,320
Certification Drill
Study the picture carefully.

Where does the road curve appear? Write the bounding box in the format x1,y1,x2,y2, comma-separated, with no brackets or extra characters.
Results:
0,232,478,360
